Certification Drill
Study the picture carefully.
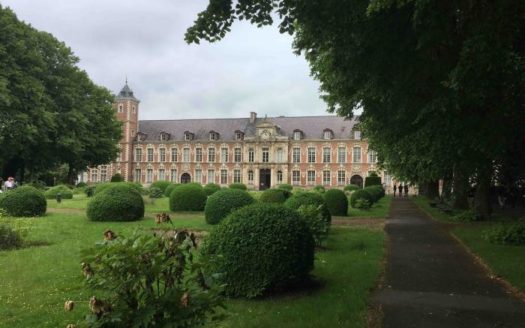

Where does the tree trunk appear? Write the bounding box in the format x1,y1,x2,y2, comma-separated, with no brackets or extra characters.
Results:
452,168,469,210
441,170,453,200
427,180,440,199
67,164,77,186
474,168,492,220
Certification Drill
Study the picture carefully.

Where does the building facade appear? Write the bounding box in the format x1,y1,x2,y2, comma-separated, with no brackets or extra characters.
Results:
81,83,393,190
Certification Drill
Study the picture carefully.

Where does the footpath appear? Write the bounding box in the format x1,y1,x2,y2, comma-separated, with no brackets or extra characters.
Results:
372,198,525,328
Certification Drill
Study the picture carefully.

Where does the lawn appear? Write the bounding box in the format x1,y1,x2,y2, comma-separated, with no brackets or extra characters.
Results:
0,195,385,328
345,195,392,219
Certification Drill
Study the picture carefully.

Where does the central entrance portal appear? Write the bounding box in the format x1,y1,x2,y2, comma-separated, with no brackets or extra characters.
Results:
181,173,191,184
259,169,271,190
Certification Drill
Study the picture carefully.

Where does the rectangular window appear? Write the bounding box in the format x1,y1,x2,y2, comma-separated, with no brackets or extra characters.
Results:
208,148,215,162
277,170,283,184
91,169,98,182
248,170,254,182
353,147,361,163
195,148,202,162
183,148,190,162
100,166,107,182
171,148,178,162
292,170,300,185
147,148,154,162
146,169,153,183
307,170,315,185
338,170,345,185
385,171,392,185
368,150,377,163
262,147,269,163
234,147,242,163
135,148,142,162
293,131,301,140
134,169,141,183
159,148,166,162
354,130,361,140
323,147,331,163
233,169,241,183
207,169,215,184
248,148,254,162
292,147,300,163
308,147,316,163
158,169,165,181
221,148,229,163
220,169,228,184
276,148,284,163
338,147,346,163
195,169,202,184
323,170,331,186
170,169,177,182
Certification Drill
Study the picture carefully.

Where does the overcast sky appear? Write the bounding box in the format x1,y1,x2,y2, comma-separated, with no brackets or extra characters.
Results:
3,0,329,120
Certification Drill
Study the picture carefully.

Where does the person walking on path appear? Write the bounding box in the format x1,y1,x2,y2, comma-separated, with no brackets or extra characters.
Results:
404,184,409,197
4,177,15,191
398,184,403,197
393,184,397,197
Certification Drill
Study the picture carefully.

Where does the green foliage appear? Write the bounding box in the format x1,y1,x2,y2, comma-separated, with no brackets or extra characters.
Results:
150,180,171,193
25,180,47,190
363,185,385,203
350,189,373,208
94,182,143,195
296,204,330,246
483,223,525,246
0,224,23,250
204,183,221,196
203,203,314,298
259,188,291,204
313,185,325,193
323,189,348,216
165,183,181,197
78,231,223,327
75,182,88,188
452,210,477,222
277,184,293,192
0,186,47,217
149,187,163,199
354,198,371,210
86,184,144,222
204,188,254,224
44,185,73,199
364,174,381,187
344,184,360,192
85,185,95,197
284,191,331,224
110,173,124,182
169,183,207,211
229,183,247,190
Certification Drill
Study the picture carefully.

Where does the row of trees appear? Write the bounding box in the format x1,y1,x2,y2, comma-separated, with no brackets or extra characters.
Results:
185,0,525,219
0,5,121,184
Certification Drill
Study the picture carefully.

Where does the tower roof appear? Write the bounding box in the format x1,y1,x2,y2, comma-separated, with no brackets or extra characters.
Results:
117,81,138,100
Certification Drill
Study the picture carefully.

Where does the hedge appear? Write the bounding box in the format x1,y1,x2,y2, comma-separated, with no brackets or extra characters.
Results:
0,186,47,217
86,184,144,221
365,172,381,187
204,188,254,224
94,182,143,195
229,183,247,190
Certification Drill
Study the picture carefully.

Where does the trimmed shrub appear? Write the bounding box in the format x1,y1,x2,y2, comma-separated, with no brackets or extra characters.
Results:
0,225,23,250
76,182,88,188
364,185,385,203
354,198,371,210
483,223,525,246
164,183,180,197
169,183,207,211
0,186,47,217
365,172,382,187
350,189,373,208
278,184,293,192
259,188,291,204
203,203,315,298
297,204,330,246
150,181,171,194
26,180,46,190
204,188,254,224
87,184,144,221
204,183,221,196
44,185,73,200
94,182,143,195
229,183,247,190
313,185,325,193
110,173,124,182
149,187,163,199
324,189,348,216
344,184,360,192
85,185,95,197
284,191,331,224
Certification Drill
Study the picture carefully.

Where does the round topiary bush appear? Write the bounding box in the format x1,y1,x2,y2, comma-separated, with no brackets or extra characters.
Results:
169,183,207,211
94,182,143,195
344,184,360,192
259,188,291,204
76,182,88,189
86,184,144,221
284,191,331,224
313,185,325,193
350,189,374,208
277,184,293,192
164,183,180,197
203,203,314,298
364,185,385,203
149,187,163,199
44,185,73,199
110,173,124,182
203,183,221,196
150,181,171,194
229,183,247,190
324,189,348,216
204,188,254,224
0,186,47,217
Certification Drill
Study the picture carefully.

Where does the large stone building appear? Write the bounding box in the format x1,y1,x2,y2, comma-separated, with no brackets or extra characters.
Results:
81,83,393,190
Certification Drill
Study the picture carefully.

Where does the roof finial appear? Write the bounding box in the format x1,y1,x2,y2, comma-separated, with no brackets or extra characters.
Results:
125,75,128,85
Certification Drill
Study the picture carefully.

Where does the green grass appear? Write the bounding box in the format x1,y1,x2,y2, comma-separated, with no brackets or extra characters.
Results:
411,196,457,223
345,195,392,219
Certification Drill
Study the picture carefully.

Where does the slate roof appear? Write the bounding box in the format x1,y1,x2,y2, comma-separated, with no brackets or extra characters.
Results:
137,115,358,142
117,83,137,100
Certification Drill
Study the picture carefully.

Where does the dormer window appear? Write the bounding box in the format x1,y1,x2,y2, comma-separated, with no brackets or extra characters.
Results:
136,132,147,142
293,130,303,140
209,131,219,141
235,130,244,140
184,131,194,141
159,132,170,141
323,129,334,140
354,130,361,140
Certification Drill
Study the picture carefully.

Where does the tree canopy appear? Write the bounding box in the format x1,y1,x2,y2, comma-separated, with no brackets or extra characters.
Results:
0,5,121,183
186,0,525,218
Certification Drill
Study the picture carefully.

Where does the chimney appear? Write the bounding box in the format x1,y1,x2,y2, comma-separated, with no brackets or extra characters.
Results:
249,112,257,124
